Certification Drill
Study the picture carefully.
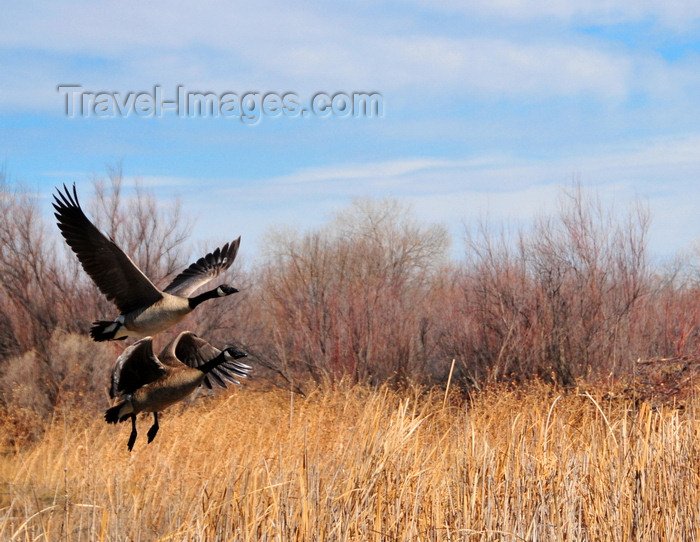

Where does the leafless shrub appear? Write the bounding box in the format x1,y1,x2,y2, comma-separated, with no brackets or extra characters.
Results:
45,330,115,406
0,170,81,359
0,350,52,413
0,331,115,430
254,198,450,390
433,184,652,387
630,266,700,360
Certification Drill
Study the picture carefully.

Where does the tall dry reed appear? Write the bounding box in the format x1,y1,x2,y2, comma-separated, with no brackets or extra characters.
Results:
1,383,699,541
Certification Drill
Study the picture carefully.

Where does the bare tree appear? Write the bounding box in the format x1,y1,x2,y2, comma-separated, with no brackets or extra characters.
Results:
254,198,450,390
435,183,651,388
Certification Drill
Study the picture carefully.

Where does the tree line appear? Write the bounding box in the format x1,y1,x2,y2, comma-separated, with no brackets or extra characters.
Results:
1,167,698,431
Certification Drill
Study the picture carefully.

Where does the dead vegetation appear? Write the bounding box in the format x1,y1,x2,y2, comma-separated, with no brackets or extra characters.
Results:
2,168,700,539
1,383,699,541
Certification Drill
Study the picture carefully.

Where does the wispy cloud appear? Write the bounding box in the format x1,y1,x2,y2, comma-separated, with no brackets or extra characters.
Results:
406,0,700,29
98,132,695,257
2,0,698,112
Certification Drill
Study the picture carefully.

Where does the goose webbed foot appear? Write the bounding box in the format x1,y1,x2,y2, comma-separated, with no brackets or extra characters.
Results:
147,412,159,443
127,414,137,452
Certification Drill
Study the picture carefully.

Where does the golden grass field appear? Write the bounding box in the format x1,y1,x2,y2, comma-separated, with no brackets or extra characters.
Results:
1,382,699,541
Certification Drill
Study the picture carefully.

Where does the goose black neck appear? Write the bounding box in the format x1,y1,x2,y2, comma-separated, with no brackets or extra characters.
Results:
188,288,219,309
198,351,229,374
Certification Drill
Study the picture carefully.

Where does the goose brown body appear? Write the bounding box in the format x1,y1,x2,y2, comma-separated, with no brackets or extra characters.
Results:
112,366,205,419
106,331,251,451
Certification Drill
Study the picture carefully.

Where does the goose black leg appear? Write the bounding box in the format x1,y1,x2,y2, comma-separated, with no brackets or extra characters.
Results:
127,414,138,452
147,412,159,443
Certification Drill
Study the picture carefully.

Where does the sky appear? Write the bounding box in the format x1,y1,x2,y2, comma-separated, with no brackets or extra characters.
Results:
1,0,699,261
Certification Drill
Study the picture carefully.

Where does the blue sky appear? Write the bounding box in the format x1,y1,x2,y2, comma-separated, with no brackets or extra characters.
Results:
1,0,699,260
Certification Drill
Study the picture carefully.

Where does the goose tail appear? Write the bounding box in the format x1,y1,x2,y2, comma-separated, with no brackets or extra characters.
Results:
105,403,124,424
90,321,126,342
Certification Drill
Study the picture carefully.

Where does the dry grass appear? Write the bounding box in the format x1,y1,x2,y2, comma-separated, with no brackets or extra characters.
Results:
1,383,699,541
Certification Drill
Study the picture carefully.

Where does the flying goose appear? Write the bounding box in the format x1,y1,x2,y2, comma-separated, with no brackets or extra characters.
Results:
105,331,251,451
53,184,241,341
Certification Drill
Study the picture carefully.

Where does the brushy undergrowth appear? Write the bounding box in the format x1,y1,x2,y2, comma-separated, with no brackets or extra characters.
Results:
1,382,699,541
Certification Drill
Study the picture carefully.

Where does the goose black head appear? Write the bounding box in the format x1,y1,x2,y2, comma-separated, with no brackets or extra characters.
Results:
216,284,239,296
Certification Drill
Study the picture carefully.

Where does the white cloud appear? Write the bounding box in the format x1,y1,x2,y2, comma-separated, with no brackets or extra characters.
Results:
5,0,697,114
226,133,700,198
37,130,699,260
405,0,700,30
266,158,459,185
108,132,695,258
375,36,631,97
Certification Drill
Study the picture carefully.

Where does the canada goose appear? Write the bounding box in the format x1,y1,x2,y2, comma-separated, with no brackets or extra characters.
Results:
105,331,251,451
53,184,241,341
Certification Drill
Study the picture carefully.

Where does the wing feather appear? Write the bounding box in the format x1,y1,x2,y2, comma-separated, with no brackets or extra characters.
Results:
171,332,251,389
164,237,241,297
53,184,163,314
110,337,167,397
170,332,220,368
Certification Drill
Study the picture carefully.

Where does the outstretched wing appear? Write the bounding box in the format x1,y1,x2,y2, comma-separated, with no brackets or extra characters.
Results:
53,184,163,314
163,237,241,297
170,331,251,389
110,337,167,397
